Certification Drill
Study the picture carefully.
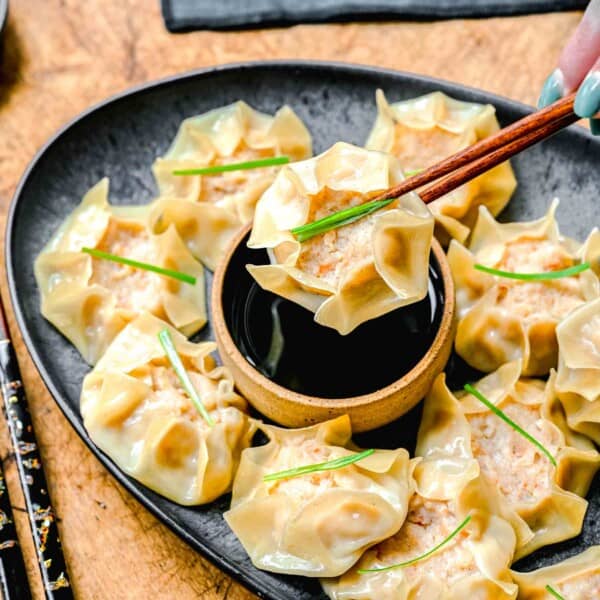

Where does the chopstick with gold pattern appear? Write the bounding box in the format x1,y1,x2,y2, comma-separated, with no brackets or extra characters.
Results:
0,296,72,598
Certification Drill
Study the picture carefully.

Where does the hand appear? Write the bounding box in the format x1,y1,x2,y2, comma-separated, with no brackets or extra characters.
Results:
538,0,600,134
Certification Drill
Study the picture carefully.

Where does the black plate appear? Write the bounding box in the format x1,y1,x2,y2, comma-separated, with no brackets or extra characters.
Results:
6,61,600,600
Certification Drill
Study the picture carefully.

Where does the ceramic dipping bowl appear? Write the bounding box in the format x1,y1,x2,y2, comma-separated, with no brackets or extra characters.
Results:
212,224,455,432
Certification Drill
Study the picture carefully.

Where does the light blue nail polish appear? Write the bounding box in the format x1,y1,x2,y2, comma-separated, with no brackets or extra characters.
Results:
574,72,600,118
538,69,564,108
591,118,600,136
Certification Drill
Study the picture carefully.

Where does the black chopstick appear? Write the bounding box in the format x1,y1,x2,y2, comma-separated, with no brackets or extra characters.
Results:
0,460,31,599
0,296,73,598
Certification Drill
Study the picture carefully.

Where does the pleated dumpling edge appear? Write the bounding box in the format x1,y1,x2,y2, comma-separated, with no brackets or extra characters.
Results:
247,142,434,335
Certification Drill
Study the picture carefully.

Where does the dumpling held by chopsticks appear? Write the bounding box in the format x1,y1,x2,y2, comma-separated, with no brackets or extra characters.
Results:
247,142,434,335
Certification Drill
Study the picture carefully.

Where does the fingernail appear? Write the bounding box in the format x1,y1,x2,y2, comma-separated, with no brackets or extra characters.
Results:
538,69,565,108
574,71,600,118
591,118,600,136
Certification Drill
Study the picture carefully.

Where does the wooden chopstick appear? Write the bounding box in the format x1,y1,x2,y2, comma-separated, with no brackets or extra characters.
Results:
375,92,579,205
0,297,73,599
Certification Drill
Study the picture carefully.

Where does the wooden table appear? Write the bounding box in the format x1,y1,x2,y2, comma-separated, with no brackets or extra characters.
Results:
0,1,584,598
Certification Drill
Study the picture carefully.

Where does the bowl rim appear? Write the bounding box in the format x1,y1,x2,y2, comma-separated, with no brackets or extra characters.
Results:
212,222,455,410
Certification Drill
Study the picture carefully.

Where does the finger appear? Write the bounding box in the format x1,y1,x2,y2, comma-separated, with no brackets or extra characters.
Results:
539,0,600,108
574,55,600,118
558,0,600,91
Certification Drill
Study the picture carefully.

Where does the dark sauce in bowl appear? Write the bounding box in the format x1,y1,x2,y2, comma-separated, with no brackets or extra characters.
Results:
222,233,445,399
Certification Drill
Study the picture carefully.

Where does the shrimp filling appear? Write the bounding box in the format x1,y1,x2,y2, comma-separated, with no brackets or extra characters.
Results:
371,496,476,584
493,238,586,326
296,189,382,288
391,123,464,170
557,572,600,600
467,384,561,506
90,219,162,314
199,144,276,207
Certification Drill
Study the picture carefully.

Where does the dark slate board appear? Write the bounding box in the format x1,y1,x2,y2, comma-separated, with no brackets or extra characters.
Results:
161,0,588,32
6,62,600,600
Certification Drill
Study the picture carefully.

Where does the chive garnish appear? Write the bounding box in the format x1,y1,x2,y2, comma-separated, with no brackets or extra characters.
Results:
158,329,214,427
263,448,375,482
474,262,590,281
172,155,289,176
291,198,396,243
82,247,196,285
358,515,472,574
404,168,423,176
464,384,557,467
545,584,565,600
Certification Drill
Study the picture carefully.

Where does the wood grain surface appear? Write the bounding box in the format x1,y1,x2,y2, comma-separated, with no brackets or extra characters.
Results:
0,1,584,598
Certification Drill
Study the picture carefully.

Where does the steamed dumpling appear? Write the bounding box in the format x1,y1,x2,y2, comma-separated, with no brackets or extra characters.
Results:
150,101,312,270
224,416,414,577
365,90,516,244
81,313,255,505
322,455,518,600
449,202,599,375
417,361,600,559
555,296,600,444
34,179,206,364
247,142,434,335
512,546,600,599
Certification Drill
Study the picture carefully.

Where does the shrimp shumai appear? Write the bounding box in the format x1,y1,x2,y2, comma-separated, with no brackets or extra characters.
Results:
417,361,600,559
555,296,600,444
365,90,516,245
247,142,434,335
150,101,312,271
224,416,414,577
81,313,255,505
34,179,206,365
512,546,600,600
449,202,599,375
322,454,519,600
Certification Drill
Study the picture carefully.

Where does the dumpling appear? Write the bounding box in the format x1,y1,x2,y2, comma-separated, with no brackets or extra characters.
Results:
81,313,255,505
150,101,312,270
449,202,599,375
416,361,600,559
247,142,434,335
555,296,600,444
224,415,414,577
512,546,600,599
322,455,518,600
365,90,516,244
34,178,206,364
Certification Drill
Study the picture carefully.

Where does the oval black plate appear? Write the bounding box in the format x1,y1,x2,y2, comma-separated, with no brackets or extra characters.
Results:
6,62,600,600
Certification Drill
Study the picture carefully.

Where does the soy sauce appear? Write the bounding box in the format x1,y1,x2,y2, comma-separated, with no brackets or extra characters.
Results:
222,234,445,399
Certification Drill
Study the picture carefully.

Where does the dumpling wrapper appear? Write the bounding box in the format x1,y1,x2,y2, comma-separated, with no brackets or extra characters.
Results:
224,415,414,577
150,101,313,270
448,201,599,375
416,360,600,560
34,178,206,365
322,455,518,600
512,545,600,599
247,142,434,335
365,89,517,244
555,296,600,444
81,313,255,505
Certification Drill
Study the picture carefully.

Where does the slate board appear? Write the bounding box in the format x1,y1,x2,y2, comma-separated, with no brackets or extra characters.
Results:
162,0,588,32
